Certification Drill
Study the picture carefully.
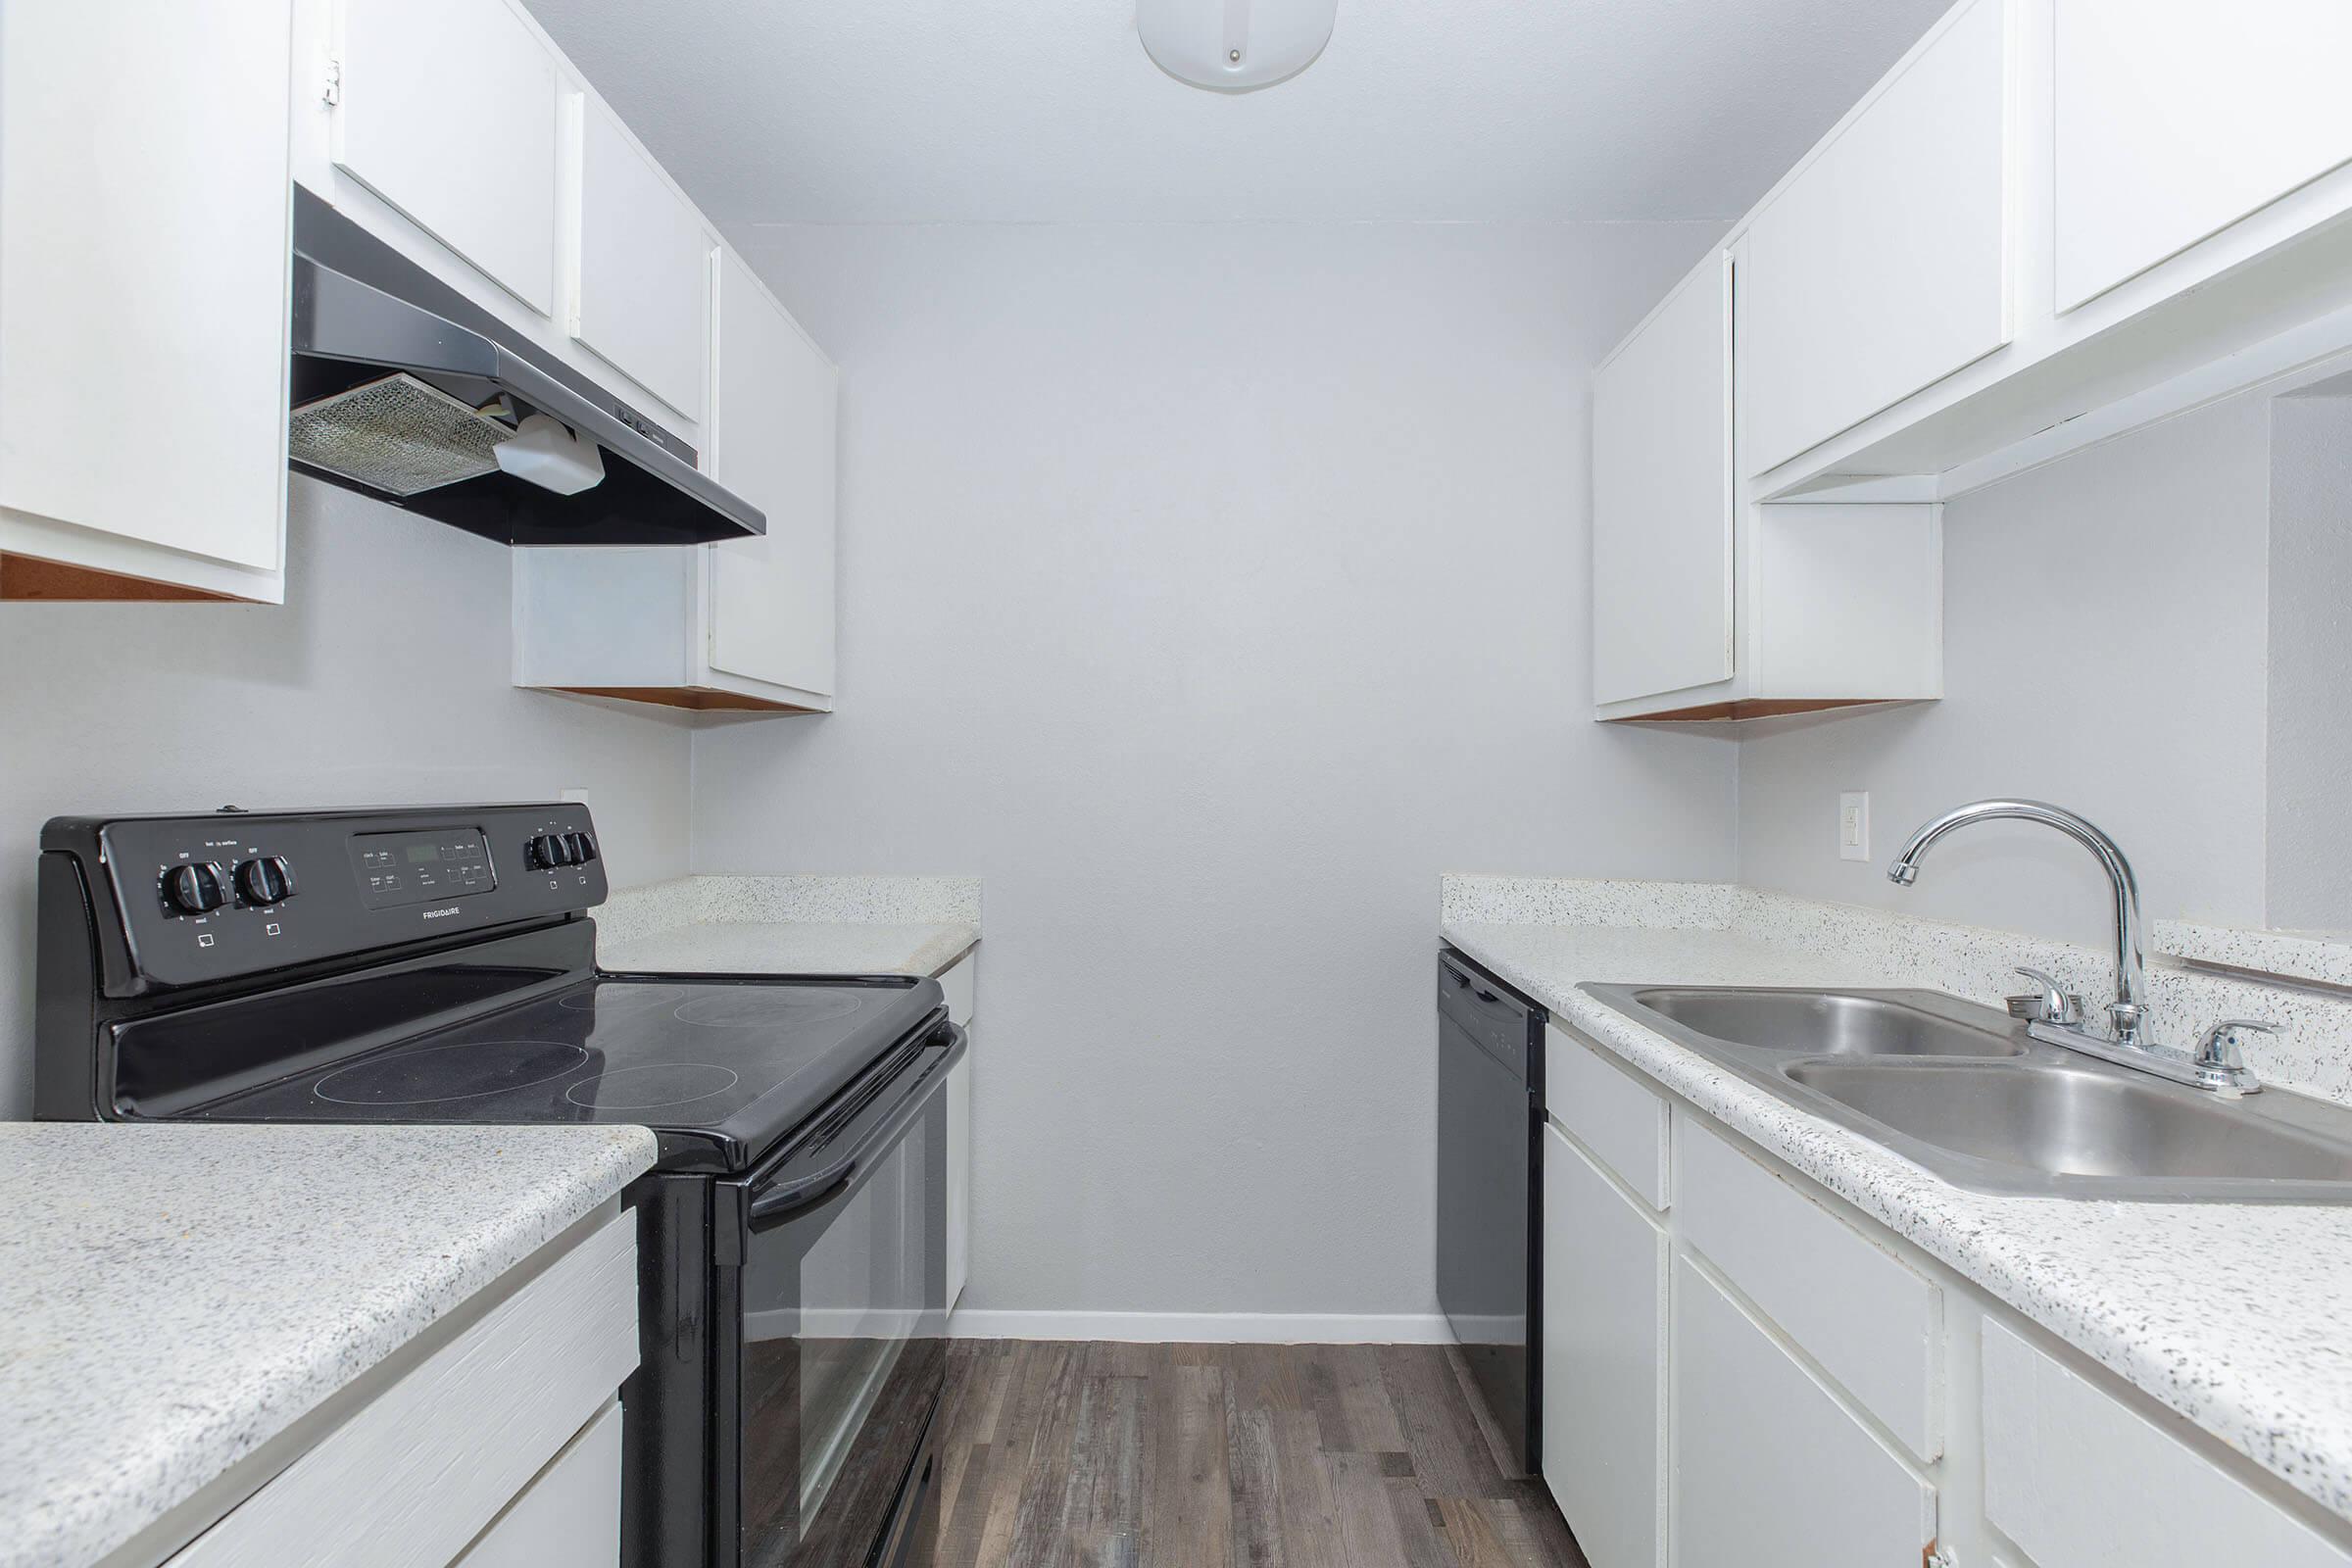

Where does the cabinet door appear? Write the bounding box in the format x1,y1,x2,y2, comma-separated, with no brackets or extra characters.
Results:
946,1051,972,1311
1676,1114,1938,1462
570,100,710,420
707,250,839,700
331,0,561,316
1982,1320,2352,1568
1591,252,1734,707
2054,0,2352,311
453,1401,622,1568
1542,1125,1665,1568
1740,0,2009,474
0,0,291,590
1671,1257,1934,1568
940,956,974,1308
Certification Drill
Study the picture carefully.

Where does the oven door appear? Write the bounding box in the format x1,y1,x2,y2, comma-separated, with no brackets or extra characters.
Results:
713,1023,964,1568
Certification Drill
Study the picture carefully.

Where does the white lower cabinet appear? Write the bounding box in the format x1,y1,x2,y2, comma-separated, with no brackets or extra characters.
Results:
1982,1320,2351,1568
947,1049,972,1311
1671,1255,1935,1567
1542,1124,1666,1568
1536,1024,2352,1568
454,1399,623,1568
1675,1113,1939,1461
940,950,977,1311
165,1208,637,1568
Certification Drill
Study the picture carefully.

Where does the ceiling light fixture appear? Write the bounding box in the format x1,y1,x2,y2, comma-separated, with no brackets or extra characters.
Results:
1139,0,1338,93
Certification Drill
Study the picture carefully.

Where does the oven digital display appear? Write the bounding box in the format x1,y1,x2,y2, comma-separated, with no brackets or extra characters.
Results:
349,828,495,909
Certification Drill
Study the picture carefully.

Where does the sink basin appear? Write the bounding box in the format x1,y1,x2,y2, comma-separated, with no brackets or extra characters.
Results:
1582,982,2352,1201
1627,987,2025,1057
1786,1059,2352,1191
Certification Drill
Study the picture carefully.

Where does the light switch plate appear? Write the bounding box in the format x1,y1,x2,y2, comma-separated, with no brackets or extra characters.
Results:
1838,792,1871,861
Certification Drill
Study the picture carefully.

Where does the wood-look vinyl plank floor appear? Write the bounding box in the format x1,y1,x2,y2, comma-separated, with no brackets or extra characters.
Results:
921,1342,1590,1568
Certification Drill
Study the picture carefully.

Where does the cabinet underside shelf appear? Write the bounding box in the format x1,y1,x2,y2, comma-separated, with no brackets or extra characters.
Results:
0,553,247,604
1604,696,1913,724
544,685,823,714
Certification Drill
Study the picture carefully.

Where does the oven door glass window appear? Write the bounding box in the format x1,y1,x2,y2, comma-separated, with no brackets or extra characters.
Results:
736,1082,947,1567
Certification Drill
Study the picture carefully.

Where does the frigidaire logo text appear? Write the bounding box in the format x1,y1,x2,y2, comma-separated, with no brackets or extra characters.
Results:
419,906,463,920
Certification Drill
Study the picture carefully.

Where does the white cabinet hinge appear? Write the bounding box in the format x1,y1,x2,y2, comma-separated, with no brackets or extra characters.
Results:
1926,1548,1957,1568
321,57,343,107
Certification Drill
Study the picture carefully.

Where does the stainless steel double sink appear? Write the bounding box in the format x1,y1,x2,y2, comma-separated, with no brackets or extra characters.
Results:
1583,985,2352,1202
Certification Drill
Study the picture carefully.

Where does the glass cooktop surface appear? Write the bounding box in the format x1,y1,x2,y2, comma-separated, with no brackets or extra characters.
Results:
185,975,943,1171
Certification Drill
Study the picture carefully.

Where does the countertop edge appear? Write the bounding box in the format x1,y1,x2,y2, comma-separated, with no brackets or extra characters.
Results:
597,917,981,980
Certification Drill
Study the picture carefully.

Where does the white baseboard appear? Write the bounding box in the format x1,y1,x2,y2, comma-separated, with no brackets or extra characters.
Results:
947,1309,1455,1345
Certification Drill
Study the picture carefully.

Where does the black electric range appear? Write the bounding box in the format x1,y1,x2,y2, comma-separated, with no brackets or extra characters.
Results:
34,804,959,1568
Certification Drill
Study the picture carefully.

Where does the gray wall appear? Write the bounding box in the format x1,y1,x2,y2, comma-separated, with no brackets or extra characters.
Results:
2267,388,2352,933
0,479,695,1114
1738,388,2276,942
696,220,1740,1322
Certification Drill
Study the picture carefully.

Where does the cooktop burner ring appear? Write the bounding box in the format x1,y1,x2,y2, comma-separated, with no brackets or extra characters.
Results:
671,990,867,1029
564,1062,742,1110
557,983,686,1014
313,1040,591,1106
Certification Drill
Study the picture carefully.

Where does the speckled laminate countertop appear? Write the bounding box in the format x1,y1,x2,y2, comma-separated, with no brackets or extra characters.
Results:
1441,910,2352,1525
594,874,981,979
600,919,978,979
0,1122,657,1568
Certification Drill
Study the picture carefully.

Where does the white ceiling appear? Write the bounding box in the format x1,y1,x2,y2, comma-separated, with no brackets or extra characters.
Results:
520,0,1957,225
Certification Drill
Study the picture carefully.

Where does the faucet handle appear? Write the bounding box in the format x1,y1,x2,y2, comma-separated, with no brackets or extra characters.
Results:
2192,1019,2275,1094
2007,967,2083,1027
2194,1019,2276,1067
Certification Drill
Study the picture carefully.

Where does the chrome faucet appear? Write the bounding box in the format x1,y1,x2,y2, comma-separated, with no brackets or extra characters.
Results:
1887,799,2266,1095
1888,800,2149,1045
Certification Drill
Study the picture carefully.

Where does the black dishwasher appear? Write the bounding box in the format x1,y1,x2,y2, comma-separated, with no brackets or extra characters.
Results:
1436,949,1544,1475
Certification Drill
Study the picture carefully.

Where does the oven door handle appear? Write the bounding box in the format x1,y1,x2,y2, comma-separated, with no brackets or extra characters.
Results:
745,1026,966,1231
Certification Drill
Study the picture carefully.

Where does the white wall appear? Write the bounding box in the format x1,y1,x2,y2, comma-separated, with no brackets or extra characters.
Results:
695,220,1740,1324
0,478,695,1114
1738,388,2275,942
2267,388,2352,933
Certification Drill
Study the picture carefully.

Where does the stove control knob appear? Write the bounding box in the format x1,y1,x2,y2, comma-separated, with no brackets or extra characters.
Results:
530,833,571,868
163,861,227,915
234,855,297,906
564,831,597,864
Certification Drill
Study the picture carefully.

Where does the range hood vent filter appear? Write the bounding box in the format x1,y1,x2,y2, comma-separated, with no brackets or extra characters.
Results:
288,186,761,545
288,372,517,497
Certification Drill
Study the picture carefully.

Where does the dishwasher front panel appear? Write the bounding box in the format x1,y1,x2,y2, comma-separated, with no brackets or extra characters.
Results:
1436,950,1543,1475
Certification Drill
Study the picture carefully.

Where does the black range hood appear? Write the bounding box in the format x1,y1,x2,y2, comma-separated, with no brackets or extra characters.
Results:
287,184,762,547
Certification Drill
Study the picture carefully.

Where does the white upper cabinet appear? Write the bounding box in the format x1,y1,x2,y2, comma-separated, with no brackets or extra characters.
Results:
1740,0,2010,475
708,251,840,701
2054,0,2352,312
570,100,710,421
1591,251,1734,707
0,0,293,602
330,0,561,316
512,248,838,716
